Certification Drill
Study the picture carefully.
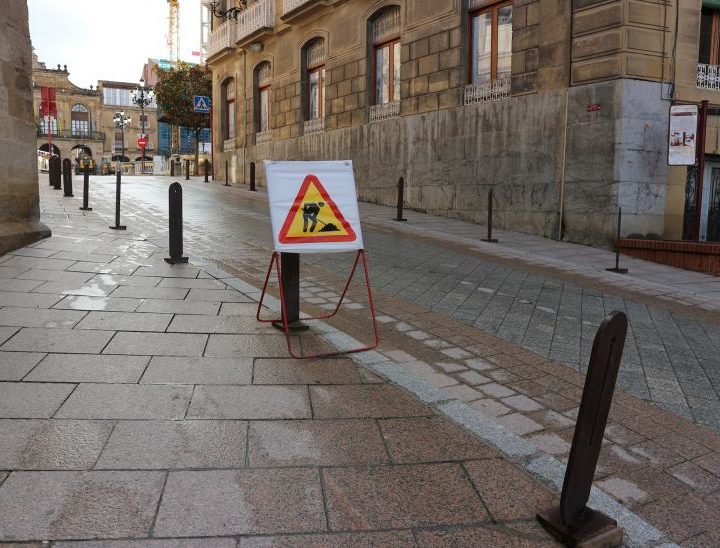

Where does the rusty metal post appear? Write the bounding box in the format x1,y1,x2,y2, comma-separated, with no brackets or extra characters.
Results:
482,189,498,243
537,311,628,547
272,252,309,333
185,159,190,181
79,167,92,211
62,159,73,197
109,169,126,230
250,162,256,191
165,182,189,264
395,177,407,221
204,159,210,183
607,208,628,274
225,160,230,187
170,160,175,177
51,157,62,190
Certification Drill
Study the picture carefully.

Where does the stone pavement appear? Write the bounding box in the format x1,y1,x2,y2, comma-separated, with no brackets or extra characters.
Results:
80,176,720,433
0,180,577,545
5,175,717,546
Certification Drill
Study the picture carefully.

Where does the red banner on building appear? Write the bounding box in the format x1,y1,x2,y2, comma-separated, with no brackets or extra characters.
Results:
40,87,57,117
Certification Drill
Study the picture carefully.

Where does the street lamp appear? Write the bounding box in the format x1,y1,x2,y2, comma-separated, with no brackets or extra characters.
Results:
113,110,131,165
130,78,154,175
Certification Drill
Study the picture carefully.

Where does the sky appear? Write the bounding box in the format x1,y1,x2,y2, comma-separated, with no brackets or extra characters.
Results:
28,0,202,89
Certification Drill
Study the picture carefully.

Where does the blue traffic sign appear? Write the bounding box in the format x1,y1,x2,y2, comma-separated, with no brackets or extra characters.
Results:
194,95,211,113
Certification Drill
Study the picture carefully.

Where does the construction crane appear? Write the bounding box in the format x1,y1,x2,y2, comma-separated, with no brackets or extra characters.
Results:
167,0,180,64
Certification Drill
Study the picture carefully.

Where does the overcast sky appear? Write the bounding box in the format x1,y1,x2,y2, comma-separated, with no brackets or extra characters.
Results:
28,0,202,89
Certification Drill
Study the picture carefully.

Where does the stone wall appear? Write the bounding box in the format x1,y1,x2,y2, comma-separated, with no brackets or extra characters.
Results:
0,0,49,254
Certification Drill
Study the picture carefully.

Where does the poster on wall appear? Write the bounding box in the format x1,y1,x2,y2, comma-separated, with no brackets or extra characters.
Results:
265,160,364,253
668,105,699,166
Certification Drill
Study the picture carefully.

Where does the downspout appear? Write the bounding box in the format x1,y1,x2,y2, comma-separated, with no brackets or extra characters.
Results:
557,3,573,240
242,49,247,186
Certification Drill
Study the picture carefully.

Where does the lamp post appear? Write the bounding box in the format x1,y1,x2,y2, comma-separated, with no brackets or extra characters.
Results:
111,111,131,230
130,78,155,175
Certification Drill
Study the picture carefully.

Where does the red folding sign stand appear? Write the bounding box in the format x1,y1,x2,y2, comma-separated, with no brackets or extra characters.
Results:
256,249,380,359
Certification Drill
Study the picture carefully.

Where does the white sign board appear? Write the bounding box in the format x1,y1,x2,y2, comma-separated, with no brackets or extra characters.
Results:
265,160,364,253
668,105,698,166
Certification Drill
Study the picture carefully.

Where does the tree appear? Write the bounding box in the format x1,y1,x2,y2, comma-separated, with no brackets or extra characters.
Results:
154,62,212,175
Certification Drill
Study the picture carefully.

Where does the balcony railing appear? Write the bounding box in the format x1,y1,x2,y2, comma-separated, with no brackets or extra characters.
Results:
465,77,511,105
304,117,325,135
207,21,234,59
697,63,720,91
237,0,275,44
369,101,400,122
283,0,313,15
37,129,105,140
256,130,273,144
223,138,236,152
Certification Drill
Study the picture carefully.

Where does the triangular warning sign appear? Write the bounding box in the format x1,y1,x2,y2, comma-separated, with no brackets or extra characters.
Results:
279,175,357,244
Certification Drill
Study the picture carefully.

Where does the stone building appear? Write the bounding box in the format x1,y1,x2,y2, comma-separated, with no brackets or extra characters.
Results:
204,0,720,247
0,0,49,254
32,61,159,168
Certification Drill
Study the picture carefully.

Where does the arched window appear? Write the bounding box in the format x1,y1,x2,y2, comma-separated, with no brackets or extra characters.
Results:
71,104,90,136
254,62,272,135
303,38,326,124
221,78,235,140
369,6,401,106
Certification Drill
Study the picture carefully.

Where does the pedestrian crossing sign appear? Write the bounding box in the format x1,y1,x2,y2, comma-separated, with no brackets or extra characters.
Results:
193,95,211,113
265,161,364,253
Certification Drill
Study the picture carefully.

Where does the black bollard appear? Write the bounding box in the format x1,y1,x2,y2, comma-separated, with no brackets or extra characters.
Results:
481,189,498,243
185,159,190,181
170,160,175,177
62,159,73,197
225,160,230,187
204,159,210,183
607,207,628,274
250,162,256,191
165,182,189,264
537,311,628,547
51,157,62,190
109,169,126,230
79,168,92,211
272,252,309,333
395,177,407,221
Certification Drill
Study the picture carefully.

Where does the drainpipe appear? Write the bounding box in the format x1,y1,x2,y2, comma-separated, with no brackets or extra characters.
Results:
557,2,574,240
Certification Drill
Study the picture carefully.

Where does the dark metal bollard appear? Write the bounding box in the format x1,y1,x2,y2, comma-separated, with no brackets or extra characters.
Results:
204,159,210,183
109,169,126,230
250,162,256,191
165,182,189,264
272,252,309,333
607,207,628,274
481,188,498,243
395,177,407,222
50,157,62,190
79,168,92,211
225,160,230,187
170,160,175,177
537,311,628,547
185,159,190,181
62,159,73,197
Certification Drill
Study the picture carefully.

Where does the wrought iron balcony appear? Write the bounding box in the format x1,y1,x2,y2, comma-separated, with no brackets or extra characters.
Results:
465,77,511,105
369,101,400,123
207,20,235,60
37,129,105,140
303,117,325,135
697,63,720,91
236,0,275,47
282,0,323,21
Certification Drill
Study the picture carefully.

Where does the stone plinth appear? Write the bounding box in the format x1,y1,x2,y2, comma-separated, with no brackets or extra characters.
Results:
0,0,50,254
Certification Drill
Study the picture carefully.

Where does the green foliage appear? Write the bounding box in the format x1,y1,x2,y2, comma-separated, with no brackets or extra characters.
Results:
153,62,212,132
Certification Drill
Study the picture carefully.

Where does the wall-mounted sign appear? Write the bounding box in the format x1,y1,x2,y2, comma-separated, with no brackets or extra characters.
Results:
265,161,364,253
668,105,698,166
587,103,601,112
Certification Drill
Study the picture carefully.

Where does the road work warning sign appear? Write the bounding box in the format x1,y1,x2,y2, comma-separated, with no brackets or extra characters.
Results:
265,161,363,253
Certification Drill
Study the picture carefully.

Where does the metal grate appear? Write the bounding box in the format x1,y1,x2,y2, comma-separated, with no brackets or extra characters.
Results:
369,100,401,122
283,0,313,15
304,117,325,135
256,130,273,144
697,63,720,91
464,77,511,105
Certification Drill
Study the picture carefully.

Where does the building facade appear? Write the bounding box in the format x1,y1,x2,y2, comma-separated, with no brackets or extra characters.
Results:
204,0,720,246
32,60,159,169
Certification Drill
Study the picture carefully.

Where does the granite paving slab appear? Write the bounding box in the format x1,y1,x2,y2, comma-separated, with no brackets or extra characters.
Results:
236,532,416,547
95,420,247,470
56,540,237,547
0,471,165,540
55,384,192,420
0,307,85,328
30,280,118,297
185,289,254,302
252,358,362,385
0,279,45,292
140,357,252,385
0,420,113,469
110,286,189,300
309,385,432,418
0,352,46,381
0,383,76,418
75,311,172,332
136,299,221,315
0,291,63,309
153,469,326,537
204,335,295,358
25,354,150,383
52,296,143,312
166,315,275,334
17,269,92,283
1,328,114,354
218,302,259,316
187,385,311,419
103,333,207,357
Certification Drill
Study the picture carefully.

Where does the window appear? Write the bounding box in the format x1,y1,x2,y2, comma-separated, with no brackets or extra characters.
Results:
71,104,90,136
700,8,720,65
255,62,272,133
304,38,326,121
103,87,157,108
469,1,512,84
221,78,235,140
370,6,401,105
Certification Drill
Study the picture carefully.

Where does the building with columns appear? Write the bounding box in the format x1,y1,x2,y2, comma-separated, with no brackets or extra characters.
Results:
204,0,720,253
